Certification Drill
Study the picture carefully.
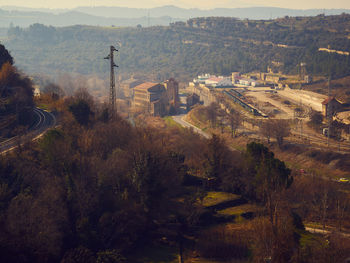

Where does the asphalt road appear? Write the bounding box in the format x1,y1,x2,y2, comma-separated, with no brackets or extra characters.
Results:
0,108,56,154
173,114,244,153
305,226,350,238
172,114,211,139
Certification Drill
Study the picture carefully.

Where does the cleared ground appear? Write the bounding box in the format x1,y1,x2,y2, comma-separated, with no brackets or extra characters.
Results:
277,87,326,112
245,90,293,119
244,86,326,119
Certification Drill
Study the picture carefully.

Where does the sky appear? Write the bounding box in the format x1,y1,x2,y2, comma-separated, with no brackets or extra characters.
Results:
1,0,350,10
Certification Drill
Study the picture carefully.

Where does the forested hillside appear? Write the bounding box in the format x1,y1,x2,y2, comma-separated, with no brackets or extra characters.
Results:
5,14,350,81
1,45,350,262
0,88,349,262
0,44,34,138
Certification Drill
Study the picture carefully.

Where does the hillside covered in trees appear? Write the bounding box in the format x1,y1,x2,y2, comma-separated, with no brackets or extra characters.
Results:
0,87,349,262
0,47,349,262
0,44,34,138
4,14,350,81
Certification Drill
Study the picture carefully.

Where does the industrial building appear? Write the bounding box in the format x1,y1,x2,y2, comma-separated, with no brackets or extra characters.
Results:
163,78,180,110
133,79,180,116
133,82,166,116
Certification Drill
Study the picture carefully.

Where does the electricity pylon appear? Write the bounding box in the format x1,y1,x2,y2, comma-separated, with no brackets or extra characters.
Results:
104,45,118,115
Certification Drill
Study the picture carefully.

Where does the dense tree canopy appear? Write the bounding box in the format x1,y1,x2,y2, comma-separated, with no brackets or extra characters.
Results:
0,45,34,137
0,44,13,68
0,91,349,262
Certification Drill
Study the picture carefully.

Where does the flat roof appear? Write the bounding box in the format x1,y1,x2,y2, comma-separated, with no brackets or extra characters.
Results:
134,82,158,91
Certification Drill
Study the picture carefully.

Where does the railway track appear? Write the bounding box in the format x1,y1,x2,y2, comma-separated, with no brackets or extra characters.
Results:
0,108,56,154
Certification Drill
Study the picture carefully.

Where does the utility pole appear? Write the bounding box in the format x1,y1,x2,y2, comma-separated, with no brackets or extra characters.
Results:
104,46,118,116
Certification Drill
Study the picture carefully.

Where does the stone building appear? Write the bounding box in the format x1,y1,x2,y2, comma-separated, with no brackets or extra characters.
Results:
188,82,215,106
163,78,179,110
133,82,166,116
322,97,343,117
260,73,281,83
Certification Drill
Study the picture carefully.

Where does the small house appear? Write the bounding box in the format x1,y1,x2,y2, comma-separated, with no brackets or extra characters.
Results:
322,97,343,117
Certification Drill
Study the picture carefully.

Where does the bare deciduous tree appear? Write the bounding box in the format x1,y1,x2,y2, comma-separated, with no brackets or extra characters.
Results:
308,110,323,129
271,119,291,148
228,109,241,138
260,119,291,147
217,109,227,134
260,120,273,144
206,102,219,128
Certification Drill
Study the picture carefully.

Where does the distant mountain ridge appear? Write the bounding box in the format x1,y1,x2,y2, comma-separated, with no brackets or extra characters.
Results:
1,5,350,28
73,5,350,19
0,8,178,28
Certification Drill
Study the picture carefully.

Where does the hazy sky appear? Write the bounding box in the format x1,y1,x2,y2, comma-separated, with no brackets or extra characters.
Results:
1,0,350,9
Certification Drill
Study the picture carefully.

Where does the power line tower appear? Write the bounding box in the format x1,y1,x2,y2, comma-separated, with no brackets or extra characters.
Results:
104,45,118,115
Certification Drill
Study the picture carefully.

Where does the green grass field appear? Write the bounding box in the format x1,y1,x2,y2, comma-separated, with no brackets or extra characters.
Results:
202,191,240,207
217,204,260,216
163,116,183,129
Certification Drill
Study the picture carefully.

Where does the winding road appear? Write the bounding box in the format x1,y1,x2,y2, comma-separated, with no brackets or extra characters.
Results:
0,108,56,154
172,114,211,139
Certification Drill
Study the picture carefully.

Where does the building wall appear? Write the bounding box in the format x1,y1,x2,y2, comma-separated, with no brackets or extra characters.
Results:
133,83,167,116
323,99,343,117
260,73,281,83
134,89,150,111
190,83,215,106
151,100,164,116
163,78,179,108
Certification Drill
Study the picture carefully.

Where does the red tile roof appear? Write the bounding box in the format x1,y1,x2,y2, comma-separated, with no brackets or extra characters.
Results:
322,96,335,105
